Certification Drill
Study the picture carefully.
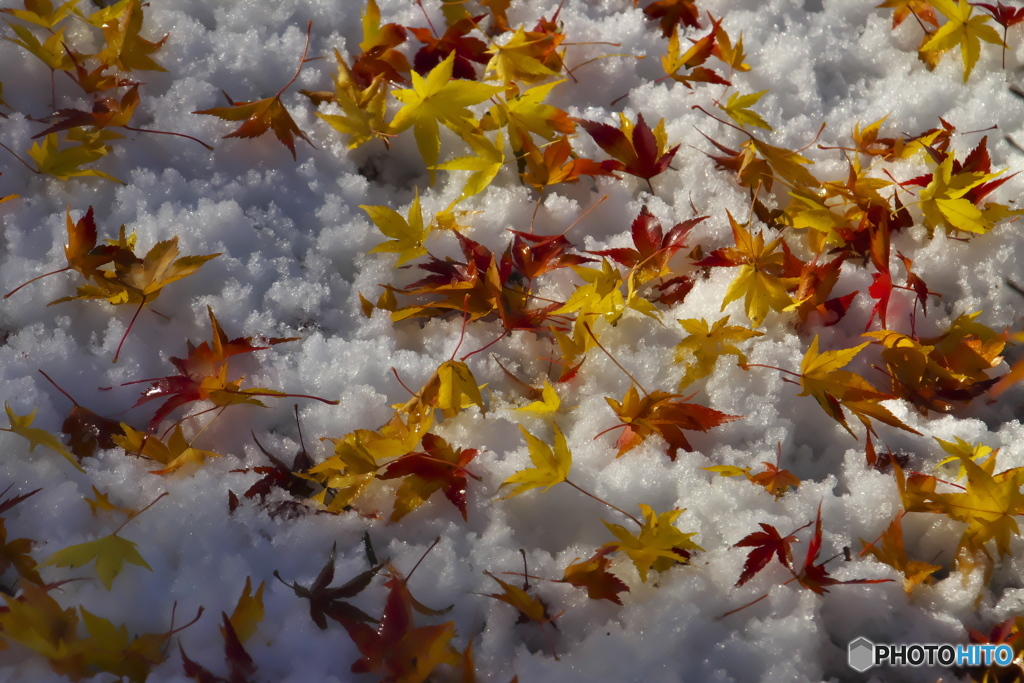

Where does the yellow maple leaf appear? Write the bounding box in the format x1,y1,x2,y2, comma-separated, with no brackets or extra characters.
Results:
797,336,919,437
918,153,1008,235
499,423,572,498
317,50,390,149
93,0,167,72
390,52,503,177
226,577,265,644
362,191,429,265
41,532,151,590
113,423,221,475
675,316,763,388
434,132,505,202
715,212,795,328
27,133,121,183
484,27,558,85
601,504,702,582
921,0,1002,81
935,436,997,480
719,90,773,131
940,455,1024,556
4,402,83,471
515,380,563,415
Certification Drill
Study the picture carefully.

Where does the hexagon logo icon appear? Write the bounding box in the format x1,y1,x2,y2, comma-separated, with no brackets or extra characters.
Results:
848,637,875,672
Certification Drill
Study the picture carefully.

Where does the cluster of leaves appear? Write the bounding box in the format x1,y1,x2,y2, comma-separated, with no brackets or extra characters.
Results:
4,0,1024,680
1,0,211,182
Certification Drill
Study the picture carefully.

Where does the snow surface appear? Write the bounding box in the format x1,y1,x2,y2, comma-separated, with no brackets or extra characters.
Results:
2,0,1024,681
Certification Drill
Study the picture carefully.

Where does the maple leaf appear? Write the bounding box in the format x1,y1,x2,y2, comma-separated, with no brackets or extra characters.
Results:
589,206,704,284
674,316,763,388
484,26,562,85
696,211,794,328
602,504,701,582
921,0,1003,81
26,132,120,183
362,191,429,265
226,576,265,644
93,0,167,72
976,1,1024,66
554,260,656,332
515,380,563,415
42,531,150,590
517,135,618,191
859,512,941,591
719,90,772,131
3,402,83,472
194,22,315,159
348,564,460,681
483,570,551,623
5,205,119,298
409,14,489,79
481,0,511,33
237,419,317,509
0,581,83,673
37,369,125,460
352,0,410,86
81,605,205,683
114,423,222,474
0,486,42,585
712,22,750,72
644,0,700,36
795,503,891,594
435,131,506,202
749,460,801,498
916,149,1017,235
397,359,487,420
84,485,138,519
795,335,920,437
576,112,681,193
389,52,503,176
499,423,572,498
48,233,220,361
3,22,73,73
866,312,1004,414
661,22,730,88
315,50,391,149
604,385,739,459
933,454,1024,559
697,129,773,190
308,411,433,511
877,0,939,28
180,612,256,683
275,543,382,631
561,547,629,604
734,523,801,586
379,433,480,522
127,307,318,429
480,80,575,151
1,0,78,29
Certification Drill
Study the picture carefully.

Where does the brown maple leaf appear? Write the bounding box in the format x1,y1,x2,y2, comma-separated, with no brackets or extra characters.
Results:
195,22,316,159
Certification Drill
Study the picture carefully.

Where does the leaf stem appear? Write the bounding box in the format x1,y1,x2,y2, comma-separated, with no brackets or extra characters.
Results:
113,491,168,535
563,478,642,526
583,322,649,395
4,266,71,299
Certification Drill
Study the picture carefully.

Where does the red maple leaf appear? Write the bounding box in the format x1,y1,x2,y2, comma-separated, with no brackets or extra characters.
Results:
576,113,681,192
734,522,805,586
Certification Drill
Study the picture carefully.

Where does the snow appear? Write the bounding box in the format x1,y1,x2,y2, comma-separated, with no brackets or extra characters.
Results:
2,0,1024,681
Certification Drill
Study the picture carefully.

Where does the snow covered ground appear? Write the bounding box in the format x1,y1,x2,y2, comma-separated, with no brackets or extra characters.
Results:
3,0,1024,680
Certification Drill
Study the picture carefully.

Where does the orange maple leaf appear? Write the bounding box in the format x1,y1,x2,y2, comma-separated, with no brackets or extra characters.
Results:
195,22,316,159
